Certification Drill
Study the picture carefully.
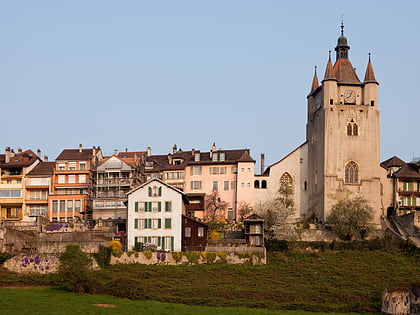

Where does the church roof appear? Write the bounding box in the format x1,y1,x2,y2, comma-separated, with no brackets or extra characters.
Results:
310,67,320,94
323,53,336,81
333,58,361,84
363,54,378,84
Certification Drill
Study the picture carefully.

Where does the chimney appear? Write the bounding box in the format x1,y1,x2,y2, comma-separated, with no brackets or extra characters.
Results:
147,147,151,157
191,148,195,156
79,144,83,153
168,154,173,164
92,146,96,157
212,143,216,152
18,148,22,153
5,147,11,163
173,144,177,154
44,155,48,162
37,149,41,157
114,149,118,156
260,153,265,175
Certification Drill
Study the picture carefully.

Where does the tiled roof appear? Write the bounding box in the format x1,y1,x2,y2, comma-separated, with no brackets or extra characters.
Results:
0,150,40,168
145,149,255,172
394,163,420,179
323,57,336,81
310,70,319,94
363,58,378,84
381,156,406,169
0,154,5,164
56,149,94,161
27,162,55,176
333,58,361,84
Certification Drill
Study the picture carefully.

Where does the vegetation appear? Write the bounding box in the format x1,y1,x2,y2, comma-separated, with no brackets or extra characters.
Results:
327,197,374,240
255,187,296,239
0,287,351,315
204,191,228,231
92,245,111,268
0,239,419,313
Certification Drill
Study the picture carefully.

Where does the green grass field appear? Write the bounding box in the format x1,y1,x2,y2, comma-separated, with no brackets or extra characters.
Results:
0,288,374,314
0,249,418,313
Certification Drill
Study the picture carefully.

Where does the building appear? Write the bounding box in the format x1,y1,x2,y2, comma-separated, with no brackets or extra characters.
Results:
91,151,145,233
127,178,189,251
254,24,392,227
25,159,55,222
181,215,208,251
49,145,103,222
0,148,41,224
244,213,264,247
144,144,255,221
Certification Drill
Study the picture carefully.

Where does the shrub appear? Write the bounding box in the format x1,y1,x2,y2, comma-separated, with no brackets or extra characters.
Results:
92,245,111,268
109,240,123,257
201,252,217,263
126,250,136,257
185,251,201,264
171,252,183,263
143,251,153,260
133,242,143,252
59,245,93,292
265,239,289,252
217,252,227,263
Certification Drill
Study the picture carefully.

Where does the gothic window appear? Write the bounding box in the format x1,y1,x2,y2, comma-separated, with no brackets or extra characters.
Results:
345,161,359,184
279,173,293,189
347,119,358,136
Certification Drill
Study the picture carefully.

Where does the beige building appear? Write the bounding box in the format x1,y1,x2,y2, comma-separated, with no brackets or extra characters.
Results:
255,25,392,226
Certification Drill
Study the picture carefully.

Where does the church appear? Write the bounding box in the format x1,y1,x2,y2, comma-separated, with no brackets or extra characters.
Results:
254,24,393,227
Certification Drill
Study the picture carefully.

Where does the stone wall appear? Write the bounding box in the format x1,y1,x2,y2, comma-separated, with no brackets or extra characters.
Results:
4,253,60,274
111,250,266,265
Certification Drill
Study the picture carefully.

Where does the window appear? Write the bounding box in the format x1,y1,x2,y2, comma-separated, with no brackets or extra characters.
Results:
0,190,22,198
68,175,76,184
212,153,218,161
60,200,65,212
198,227,204,237
191,166,202,176
79,175,86,184
231,166,238,174
224,181,229,191
212,181,218,192
280,173,293,189
58,164,65,171
345,161,359,184
58,175,65,184
261,180,267,189
75,200,81,211
231,181,237,189
165,201,172,212
165,171,184,179
347,119,358,136
209,167,226,175
194,152,200,161
29,205,48,216
79,163,86,171
6,207,19,218
227,208,234,220
52,200,58,212
69,162,76,171
30,190,47,200
185,227,191,237
191,181,202,190
165,218,172,229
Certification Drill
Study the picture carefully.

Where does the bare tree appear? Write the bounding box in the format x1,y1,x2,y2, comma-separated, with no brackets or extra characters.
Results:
204,191,228,231
254,187,296,239
237,201,253,222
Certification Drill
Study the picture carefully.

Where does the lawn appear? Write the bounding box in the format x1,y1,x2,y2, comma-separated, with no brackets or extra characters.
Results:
0,287,367,315
0,249,418,313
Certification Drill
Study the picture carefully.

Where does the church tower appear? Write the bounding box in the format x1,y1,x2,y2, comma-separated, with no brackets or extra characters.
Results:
306,24,382,224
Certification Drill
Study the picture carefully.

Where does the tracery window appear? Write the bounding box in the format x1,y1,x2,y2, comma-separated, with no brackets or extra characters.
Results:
279,173,293,189
345,161,359,184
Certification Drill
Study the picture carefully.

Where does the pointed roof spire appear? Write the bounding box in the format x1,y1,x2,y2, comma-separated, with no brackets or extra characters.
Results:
323,50,336,81
363,53,378,84
310,66,319,94
335,21,350,60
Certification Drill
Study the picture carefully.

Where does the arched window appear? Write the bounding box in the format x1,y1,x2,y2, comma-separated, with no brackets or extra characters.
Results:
254,180,260,189
261,180,267,189
345,161,359,184
347,119,359,136
279,172,293,189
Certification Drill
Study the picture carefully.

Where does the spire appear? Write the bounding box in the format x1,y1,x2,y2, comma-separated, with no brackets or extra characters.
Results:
310,66,319,94
323,50,336,81
335,22,350,60
363,53,378,84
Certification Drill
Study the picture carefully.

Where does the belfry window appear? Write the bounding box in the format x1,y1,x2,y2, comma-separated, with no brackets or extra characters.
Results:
345,161,359,184
347,119,358,136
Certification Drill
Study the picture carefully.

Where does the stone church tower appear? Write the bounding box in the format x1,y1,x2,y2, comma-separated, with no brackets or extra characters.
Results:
306,24,383,224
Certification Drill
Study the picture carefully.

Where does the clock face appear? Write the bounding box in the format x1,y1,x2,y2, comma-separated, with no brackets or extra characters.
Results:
344,89,356,104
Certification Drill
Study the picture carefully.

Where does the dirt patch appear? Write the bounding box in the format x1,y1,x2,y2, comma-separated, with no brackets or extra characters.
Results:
93,304,117,308
1,285,52,290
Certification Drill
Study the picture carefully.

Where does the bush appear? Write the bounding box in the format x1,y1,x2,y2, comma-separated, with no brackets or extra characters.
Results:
217,252,227,263
171,252,183,263
133,242,143,252
109,240,123,257
265,239,289,252
185,251,201,264
59,245,94,292
201,252,217,263
143,251,153,260
92,245,111,268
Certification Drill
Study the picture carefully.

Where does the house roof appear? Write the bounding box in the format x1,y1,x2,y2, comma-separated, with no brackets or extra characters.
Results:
263,142,307,175
56,148,96,161
127,177,186,197
27,162,55,176
97,155,138,169
394,163,420,179
182,214,208,227
244,213,264,222
0,150,40,168
381,156,406,169
145,148,255,173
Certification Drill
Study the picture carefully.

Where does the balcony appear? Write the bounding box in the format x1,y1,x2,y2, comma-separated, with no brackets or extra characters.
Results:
95,178,132,186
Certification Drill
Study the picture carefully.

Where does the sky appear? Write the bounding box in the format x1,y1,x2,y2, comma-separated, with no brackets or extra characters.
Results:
1,1,419,170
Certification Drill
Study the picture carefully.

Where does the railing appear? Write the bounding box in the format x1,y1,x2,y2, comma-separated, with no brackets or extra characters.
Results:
95,179,132,185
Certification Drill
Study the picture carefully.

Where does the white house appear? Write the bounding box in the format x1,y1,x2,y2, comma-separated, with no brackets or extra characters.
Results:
127,178,188,251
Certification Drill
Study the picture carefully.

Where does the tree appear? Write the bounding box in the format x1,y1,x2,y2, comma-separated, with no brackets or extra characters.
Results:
204,191,228,231
327,197,374,241
237,201,253,222
254,186,296,239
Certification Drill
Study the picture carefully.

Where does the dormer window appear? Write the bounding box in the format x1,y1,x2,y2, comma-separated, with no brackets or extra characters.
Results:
173,159,183,165
219,152,225,161
212,153,218,161
194,152,200,161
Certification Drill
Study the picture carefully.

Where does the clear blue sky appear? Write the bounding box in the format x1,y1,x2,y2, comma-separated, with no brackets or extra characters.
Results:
1,1,419,169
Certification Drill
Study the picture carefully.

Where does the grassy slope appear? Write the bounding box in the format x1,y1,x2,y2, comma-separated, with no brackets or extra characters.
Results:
0,250,418,313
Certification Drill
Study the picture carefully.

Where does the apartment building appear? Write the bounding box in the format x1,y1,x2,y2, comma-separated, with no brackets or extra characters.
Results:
0,148,41,224
144,144,255,220
49,145,103,222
